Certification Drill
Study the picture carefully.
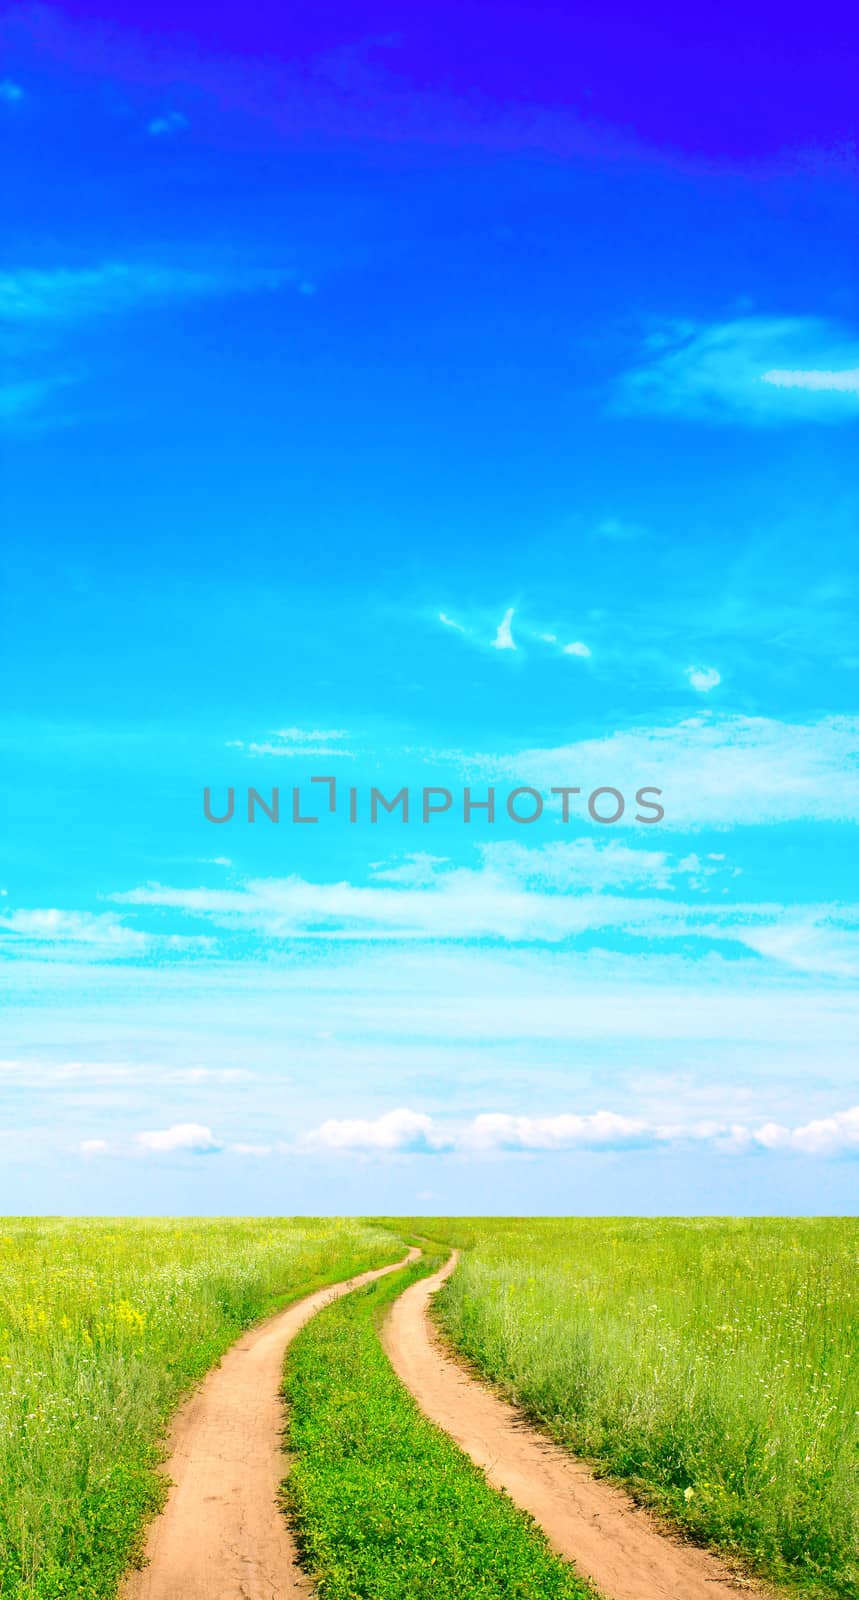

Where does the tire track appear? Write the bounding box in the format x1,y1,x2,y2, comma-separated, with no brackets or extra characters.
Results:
122,1247,418,1600
383,1252,761,1600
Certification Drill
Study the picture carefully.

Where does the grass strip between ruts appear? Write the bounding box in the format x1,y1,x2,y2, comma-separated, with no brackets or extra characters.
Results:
281,1248,596,1600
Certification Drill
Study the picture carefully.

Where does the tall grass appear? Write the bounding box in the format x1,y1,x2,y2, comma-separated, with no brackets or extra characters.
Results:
433,1219,858,1600
0,1217,398,1599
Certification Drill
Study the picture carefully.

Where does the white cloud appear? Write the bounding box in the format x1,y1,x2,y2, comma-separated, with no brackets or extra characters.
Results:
136,1122,221,1154
0,906,212,962
7,947,857,1135
370,852,452,886
171,1066,255,1084
147,110,188,137
303,1107,447,1153
686,665,721,692
477,839,683,892
226,727,351,757
536,633,591,660
442,610,589,659
492,606,517,651
736,922,859,979
762,368,859,394
468,1111,650,1151
753,1106,859,1157
110,862,859,976
300,1103,859,1159
477,713,859,826
0,263,292,324
79,1138,108,1156
614,315,859,424
0,1060,255,1089
273,727,348,742
0,907,148,951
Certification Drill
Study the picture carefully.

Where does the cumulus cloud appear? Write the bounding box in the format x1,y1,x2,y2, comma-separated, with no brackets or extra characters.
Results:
303,1107,448,1153
753,1106,859,1157
79,1138,108,1156
614,315,859,424
136,1122,221,1154
686,665,721,692
300,1104,859,1158
468,1111,650,1151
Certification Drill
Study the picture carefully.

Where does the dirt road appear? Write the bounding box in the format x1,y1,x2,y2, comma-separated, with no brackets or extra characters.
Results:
383,1252,756,1600
122,1247,418,1600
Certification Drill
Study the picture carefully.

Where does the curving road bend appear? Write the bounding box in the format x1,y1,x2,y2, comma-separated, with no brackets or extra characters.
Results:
383,1252,757,1600
122,1246,419,1600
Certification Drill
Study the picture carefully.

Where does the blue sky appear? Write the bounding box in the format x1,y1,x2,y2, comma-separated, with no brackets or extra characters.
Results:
1,4,858,1213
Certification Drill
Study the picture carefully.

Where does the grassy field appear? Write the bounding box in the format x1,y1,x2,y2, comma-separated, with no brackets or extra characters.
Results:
3,1216,855,1600
0,1217,398,1600
417,1218,859,1600
282,1250,595,1600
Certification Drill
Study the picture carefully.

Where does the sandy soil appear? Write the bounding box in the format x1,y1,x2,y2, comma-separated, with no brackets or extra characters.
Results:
383,1252,759,1600
121,1247,418,1600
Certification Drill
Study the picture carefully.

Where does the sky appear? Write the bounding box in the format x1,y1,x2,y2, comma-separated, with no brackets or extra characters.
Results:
1,2,858,1214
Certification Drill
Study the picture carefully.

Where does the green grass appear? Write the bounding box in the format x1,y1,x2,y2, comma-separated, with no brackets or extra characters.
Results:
0,1217,400,1600
282,1250,595,1600
408,1218,859,1600
6,1217,855,1600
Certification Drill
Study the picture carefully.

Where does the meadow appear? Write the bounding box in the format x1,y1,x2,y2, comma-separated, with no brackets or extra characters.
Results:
0,1217,398,1599
2,1216,856,1600
424,1218,859,1600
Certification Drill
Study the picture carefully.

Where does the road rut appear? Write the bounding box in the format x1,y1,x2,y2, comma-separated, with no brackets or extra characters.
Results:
122,1248,418,1600
383,1252,759,1600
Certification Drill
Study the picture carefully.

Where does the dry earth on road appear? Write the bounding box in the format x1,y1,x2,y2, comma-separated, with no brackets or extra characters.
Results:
384,1252,764,1600
122,1248,418,1600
